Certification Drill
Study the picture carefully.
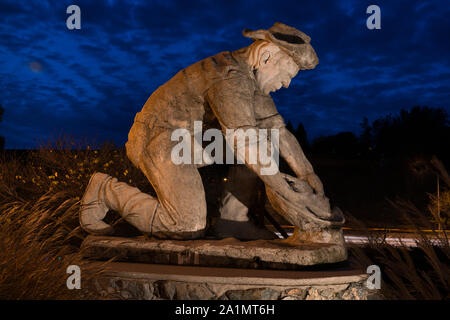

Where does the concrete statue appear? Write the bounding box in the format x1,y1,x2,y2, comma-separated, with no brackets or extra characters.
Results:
79,22,345,244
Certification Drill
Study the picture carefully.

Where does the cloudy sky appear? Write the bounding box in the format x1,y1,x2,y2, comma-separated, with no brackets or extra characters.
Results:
0,0,449,148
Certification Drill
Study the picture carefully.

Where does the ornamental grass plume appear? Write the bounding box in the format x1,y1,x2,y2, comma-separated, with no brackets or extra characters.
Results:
0,191,109,299
0,135,152,299
347,157,450,300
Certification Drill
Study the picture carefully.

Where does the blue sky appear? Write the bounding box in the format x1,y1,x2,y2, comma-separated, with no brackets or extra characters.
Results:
0,0,449,148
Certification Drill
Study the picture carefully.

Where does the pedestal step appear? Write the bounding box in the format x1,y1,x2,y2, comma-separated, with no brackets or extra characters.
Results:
82,235,347,269
92,262,379,300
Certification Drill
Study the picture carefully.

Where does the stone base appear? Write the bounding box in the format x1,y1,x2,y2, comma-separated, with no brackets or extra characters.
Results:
92,262,380,300
82,235,347,269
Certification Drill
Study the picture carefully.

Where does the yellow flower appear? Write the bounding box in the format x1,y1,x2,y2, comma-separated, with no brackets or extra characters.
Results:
123,169,128,176
54,172,58,177
65,174,70,179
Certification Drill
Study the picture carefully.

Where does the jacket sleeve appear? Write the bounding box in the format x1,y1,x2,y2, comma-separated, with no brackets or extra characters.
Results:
205,72,257,129
253,92,286,129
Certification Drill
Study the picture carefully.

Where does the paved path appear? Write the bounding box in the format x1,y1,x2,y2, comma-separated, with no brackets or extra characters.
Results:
273,229,448,247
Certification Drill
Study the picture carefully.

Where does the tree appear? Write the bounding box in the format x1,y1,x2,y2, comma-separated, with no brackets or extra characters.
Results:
294,122,310,151
285,121,310,151
285,121,295,134
311,131,358,157
369,106,449,159
359,116,373,154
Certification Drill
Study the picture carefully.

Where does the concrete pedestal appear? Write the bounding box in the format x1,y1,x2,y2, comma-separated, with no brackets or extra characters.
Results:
82,235,347,269
83,235,379,300
92,262,379,300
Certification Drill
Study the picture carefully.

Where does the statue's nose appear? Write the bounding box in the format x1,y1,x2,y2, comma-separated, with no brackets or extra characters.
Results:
282,78,291,88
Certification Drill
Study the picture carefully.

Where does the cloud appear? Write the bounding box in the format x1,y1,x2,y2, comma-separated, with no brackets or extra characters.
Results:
0,0,449,148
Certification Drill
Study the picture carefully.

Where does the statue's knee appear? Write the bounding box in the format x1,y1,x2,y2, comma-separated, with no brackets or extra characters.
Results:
152,203,207,240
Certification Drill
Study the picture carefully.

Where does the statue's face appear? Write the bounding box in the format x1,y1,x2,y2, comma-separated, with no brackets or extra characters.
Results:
255,46,299,95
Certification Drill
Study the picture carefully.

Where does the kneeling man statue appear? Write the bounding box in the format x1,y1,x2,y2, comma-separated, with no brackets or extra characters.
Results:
79,22,345,242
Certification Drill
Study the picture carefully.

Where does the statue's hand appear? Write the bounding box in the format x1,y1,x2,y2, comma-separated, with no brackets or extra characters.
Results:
305,173,324,196
265,173,344,227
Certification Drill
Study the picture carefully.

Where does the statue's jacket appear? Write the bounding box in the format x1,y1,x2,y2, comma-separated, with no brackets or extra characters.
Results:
126,49,286,164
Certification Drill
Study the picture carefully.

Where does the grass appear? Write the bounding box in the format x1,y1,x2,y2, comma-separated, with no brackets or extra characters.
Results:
0,136,448,299
0,191,108,299
346,189,449,299
0,136,150,299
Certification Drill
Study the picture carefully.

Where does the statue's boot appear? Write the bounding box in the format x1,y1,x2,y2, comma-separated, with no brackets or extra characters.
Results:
210,165,278,241
79,172,160,235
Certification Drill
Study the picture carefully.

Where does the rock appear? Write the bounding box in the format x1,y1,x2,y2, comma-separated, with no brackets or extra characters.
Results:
89,261,382,300
222,288,280,300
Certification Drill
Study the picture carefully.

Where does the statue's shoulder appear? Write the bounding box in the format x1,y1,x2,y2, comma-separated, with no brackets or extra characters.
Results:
209,51,241,68
213,51,251,77
184,51,249,80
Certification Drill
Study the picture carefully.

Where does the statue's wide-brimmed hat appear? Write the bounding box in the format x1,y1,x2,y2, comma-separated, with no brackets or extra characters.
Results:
242,22,318,69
